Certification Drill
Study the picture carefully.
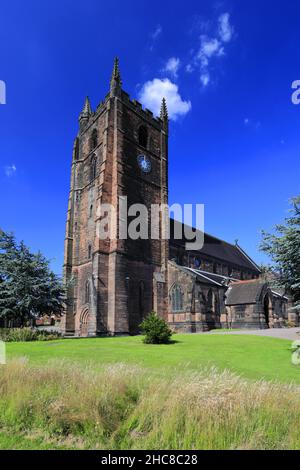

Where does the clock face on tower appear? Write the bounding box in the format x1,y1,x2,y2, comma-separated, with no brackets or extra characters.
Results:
137,154,151,174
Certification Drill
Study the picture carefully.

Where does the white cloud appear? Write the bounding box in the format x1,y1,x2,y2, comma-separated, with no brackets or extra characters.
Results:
163,57,180,78
151,24,162,40
218,13,234,43
149,25,162,51
200,73,210,87
185,64,194,73
4,164,16,177
199,37,224,59
188,12,234,88
138,78,191,121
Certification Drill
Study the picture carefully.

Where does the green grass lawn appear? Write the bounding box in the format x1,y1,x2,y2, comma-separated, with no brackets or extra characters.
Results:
7,333,300,384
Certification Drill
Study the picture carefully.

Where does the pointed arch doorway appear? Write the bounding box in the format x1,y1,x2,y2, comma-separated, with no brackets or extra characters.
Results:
79,308,89,337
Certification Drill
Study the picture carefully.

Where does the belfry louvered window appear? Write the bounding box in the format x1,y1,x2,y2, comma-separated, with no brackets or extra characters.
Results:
171,285,183,312
138,125,148,148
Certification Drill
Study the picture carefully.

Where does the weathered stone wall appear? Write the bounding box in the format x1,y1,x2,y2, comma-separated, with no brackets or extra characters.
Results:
167,262,225,333
166,263,290,332
225,303,266,329
225,288,289,330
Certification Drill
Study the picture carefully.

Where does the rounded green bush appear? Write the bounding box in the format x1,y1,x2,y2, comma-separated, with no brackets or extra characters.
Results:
140,312,173,344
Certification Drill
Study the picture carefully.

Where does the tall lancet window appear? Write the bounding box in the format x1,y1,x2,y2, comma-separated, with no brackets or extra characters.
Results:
90,155,97,182
74,138,79,160
85,280,90,304
90,129,98,151
171,284,183,312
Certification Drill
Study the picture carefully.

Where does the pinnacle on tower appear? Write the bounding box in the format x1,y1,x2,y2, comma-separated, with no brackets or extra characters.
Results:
110,57,122,90
160,97,168,120
79,96,92,119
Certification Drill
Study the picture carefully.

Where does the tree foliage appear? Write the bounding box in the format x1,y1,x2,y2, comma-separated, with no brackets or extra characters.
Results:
260,197,300,308
0,229,65,325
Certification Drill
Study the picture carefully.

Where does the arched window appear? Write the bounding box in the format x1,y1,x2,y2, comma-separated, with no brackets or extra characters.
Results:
171,284,183,312
90,129,98,151
85,280,90,304
88,244,92,259
138,125,148,148
90,155,97,181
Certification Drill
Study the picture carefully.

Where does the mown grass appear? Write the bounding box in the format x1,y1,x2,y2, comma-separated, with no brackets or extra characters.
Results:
6,334,300,384
1,359,300,450
0,430,69,450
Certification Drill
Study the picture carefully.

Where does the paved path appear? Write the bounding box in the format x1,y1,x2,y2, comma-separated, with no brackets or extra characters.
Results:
209,327,300,341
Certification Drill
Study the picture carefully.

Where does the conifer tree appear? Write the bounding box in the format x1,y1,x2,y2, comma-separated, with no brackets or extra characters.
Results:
0,230,65,326
260,196,300,308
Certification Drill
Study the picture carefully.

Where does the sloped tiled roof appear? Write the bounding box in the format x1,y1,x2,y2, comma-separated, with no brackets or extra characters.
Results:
188,268,239,286
170,263,234,287
170,219,261,273
226,280,265,305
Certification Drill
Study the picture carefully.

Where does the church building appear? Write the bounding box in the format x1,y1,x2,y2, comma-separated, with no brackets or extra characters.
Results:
63,58,290,336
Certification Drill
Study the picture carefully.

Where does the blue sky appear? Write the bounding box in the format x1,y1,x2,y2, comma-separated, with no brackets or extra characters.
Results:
0,0,300,274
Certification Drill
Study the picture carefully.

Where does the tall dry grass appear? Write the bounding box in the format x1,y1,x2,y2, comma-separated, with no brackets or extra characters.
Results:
0,359,300,450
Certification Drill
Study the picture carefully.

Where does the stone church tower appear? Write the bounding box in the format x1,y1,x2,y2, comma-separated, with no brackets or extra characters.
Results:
64,58,169,336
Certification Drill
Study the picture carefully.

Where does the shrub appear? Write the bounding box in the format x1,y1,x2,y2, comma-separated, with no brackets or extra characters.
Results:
140,312,173,344
0,328,38,342
35,330,63,342
0,328,62,342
